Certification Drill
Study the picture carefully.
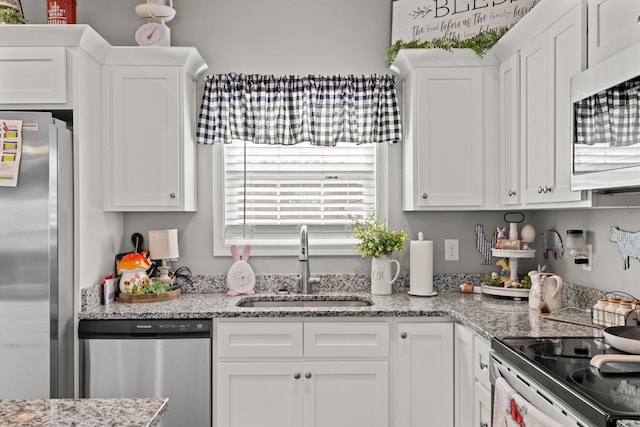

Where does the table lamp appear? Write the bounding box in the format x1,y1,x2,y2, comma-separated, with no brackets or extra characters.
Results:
148,229,179,282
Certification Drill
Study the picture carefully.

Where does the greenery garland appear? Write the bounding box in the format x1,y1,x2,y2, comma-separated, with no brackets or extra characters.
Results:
0,7,25,24
385,27,509,63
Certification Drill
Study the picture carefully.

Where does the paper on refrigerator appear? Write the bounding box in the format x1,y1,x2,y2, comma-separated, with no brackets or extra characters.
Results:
0,119,23,187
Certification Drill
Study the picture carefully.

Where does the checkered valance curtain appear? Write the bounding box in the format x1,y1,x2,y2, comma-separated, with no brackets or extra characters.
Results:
196,74,402,146
574,76,640,146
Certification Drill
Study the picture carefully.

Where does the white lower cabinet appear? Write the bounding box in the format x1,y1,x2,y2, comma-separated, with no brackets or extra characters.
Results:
395,321,454,427
454,324,474,427
454,324,492,427
215,320,390,427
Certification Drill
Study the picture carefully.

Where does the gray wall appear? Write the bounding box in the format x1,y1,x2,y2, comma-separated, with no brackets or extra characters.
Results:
23,1,640,296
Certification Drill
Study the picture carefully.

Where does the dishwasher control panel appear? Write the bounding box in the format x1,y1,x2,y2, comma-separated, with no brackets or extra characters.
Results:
79,319,212,338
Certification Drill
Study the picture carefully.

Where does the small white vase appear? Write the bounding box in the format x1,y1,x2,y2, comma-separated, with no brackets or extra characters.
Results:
371,255,400,295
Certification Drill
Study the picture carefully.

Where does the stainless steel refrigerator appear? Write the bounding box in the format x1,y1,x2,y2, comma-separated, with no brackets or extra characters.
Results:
0,111,74,398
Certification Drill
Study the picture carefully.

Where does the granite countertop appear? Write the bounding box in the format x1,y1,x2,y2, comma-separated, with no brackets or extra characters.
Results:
0,398,168,427
79,290,601,341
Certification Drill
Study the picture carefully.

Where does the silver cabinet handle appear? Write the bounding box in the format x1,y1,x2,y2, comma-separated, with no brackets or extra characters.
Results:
479,361,488,370
169,192,176,199
481,422,489,427
400,332,408,339
508,190,516,196
293,372,301,379
421,193,428,199
305,372,312,379
545,186,552,193
537,186,543,194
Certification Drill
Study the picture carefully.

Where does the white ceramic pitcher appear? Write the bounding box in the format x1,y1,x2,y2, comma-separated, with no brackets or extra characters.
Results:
371,255,400,295
528,271,563,311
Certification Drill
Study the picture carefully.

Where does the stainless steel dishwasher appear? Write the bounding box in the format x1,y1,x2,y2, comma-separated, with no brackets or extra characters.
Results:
79,319,212,427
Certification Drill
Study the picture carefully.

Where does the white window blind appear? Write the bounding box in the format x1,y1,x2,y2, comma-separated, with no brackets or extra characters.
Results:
221,140,378,250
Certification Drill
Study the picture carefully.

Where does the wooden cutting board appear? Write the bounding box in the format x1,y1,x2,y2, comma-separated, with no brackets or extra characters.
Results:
116,288,180,303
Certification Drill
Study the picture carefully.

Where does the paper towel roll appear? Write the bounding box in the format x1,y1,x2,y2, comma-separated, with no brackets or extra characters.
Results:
409,239,435,296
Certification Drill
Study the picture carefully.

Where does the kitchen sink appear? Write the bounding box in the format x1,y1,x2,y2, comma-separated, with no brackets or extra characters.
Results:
236,295,373,308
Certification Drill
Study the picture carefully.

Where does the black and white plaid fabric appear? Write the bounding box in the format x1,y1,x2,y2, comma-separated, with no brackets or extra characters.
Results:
196,74,402,146
574,76,640,147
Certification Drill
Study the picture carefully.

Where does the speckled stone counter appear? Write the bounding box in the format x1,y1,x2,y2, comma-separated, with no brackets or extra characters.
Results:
79,290,601,341
620,421,640,427
0,398,168,427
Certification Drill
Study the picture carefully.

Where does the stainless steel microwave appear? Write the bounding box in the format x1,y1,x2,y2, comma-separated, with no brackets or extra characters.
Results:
571,42,640,191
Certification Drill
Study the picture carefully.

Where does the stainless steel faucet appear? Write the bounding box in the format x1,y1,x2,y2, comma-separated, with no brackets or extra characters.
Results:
297,225,311,293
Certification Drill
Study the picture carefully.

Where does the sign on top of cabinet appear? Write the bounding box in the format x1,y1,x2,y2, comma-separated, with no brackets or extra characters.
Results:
391,0,540,44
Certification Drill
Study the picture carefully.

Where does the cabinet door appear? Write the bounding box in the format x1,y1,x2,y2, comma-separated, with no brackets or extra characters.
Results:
454,324,473,427
520,4,585,204
396,322,454,427
0,47,67,105
104,66,183,210
217,362,304,427
413,68,483,208
588,0,640,67
548,4,585,204
498,53,521,206
304,361,389,427
520,31,550,204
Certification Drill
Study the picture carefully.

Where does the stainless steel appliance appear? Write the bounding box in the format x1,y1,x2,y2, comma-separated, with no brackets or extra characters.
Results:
571,41,640,191
0,111,73,399
492,336,640,427
79,319,212,427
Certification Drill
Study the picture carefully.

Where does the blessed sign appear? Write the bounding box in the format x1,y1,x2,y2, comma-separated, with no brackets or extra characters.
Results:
391,0,540,43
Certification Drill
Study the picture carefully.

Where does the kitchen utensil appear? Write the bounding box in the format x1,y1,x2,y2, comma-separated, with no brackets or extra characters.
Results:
226,245,256,295
542,314,602,329
603,326,640,354
590,354,640,374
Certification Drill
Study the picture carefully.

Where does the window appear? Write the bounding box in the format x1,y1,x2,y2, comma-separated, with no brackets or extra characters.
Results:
213,141,388,256
197,74,400,256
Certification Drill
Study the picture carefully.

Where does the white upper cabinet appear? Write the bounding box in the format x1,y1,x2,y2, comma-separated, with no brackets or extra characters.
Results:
393,50,499,211
0,47,67,105
498,53,521,207
519,3,589,205
588,0,640,67
102,47,208,212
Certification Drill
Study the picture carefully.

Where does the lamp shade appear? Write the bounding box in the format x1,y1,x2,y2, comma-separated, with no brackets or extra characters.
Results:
148,229,179,260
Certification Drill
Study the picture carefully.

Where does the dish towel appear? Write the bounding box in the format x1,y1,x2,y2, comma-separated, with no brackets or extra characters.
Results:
492,376,564,427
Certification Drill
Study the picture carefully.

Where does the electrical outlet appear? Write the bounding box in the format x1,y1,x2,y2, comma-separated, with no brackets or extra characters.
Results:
445,239,459,261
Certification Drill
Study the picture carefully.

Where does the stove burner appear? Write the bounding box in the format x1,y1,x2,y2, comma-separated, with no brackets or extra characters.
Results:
524,338,607,359
570,367,640,413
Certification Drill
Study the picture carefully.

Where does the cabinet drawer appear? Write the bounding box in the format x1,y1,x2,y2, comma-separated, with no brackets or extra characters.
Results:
217,322,303,358
474,335,491,388
304,322,389,358
474,381,492,427
0,47,67,104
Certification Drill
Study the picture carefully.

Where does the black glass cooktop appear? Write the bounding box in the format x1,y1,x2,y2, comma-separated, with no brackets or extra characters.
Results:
493,337,640,427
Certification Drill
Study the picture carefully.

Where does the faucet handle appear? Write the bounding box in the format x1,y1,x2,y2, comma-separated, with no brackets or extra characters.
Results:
294,276,303,293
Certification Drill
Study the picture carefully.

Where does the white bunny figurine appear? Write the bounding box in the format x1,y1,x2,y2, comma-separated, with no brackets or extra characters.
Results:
226,245,256,296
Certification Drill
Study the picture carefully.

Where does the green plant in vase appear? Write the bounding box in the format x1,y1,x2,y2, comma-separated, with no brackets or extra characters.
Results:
353,213,408,295
352,212,408,258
